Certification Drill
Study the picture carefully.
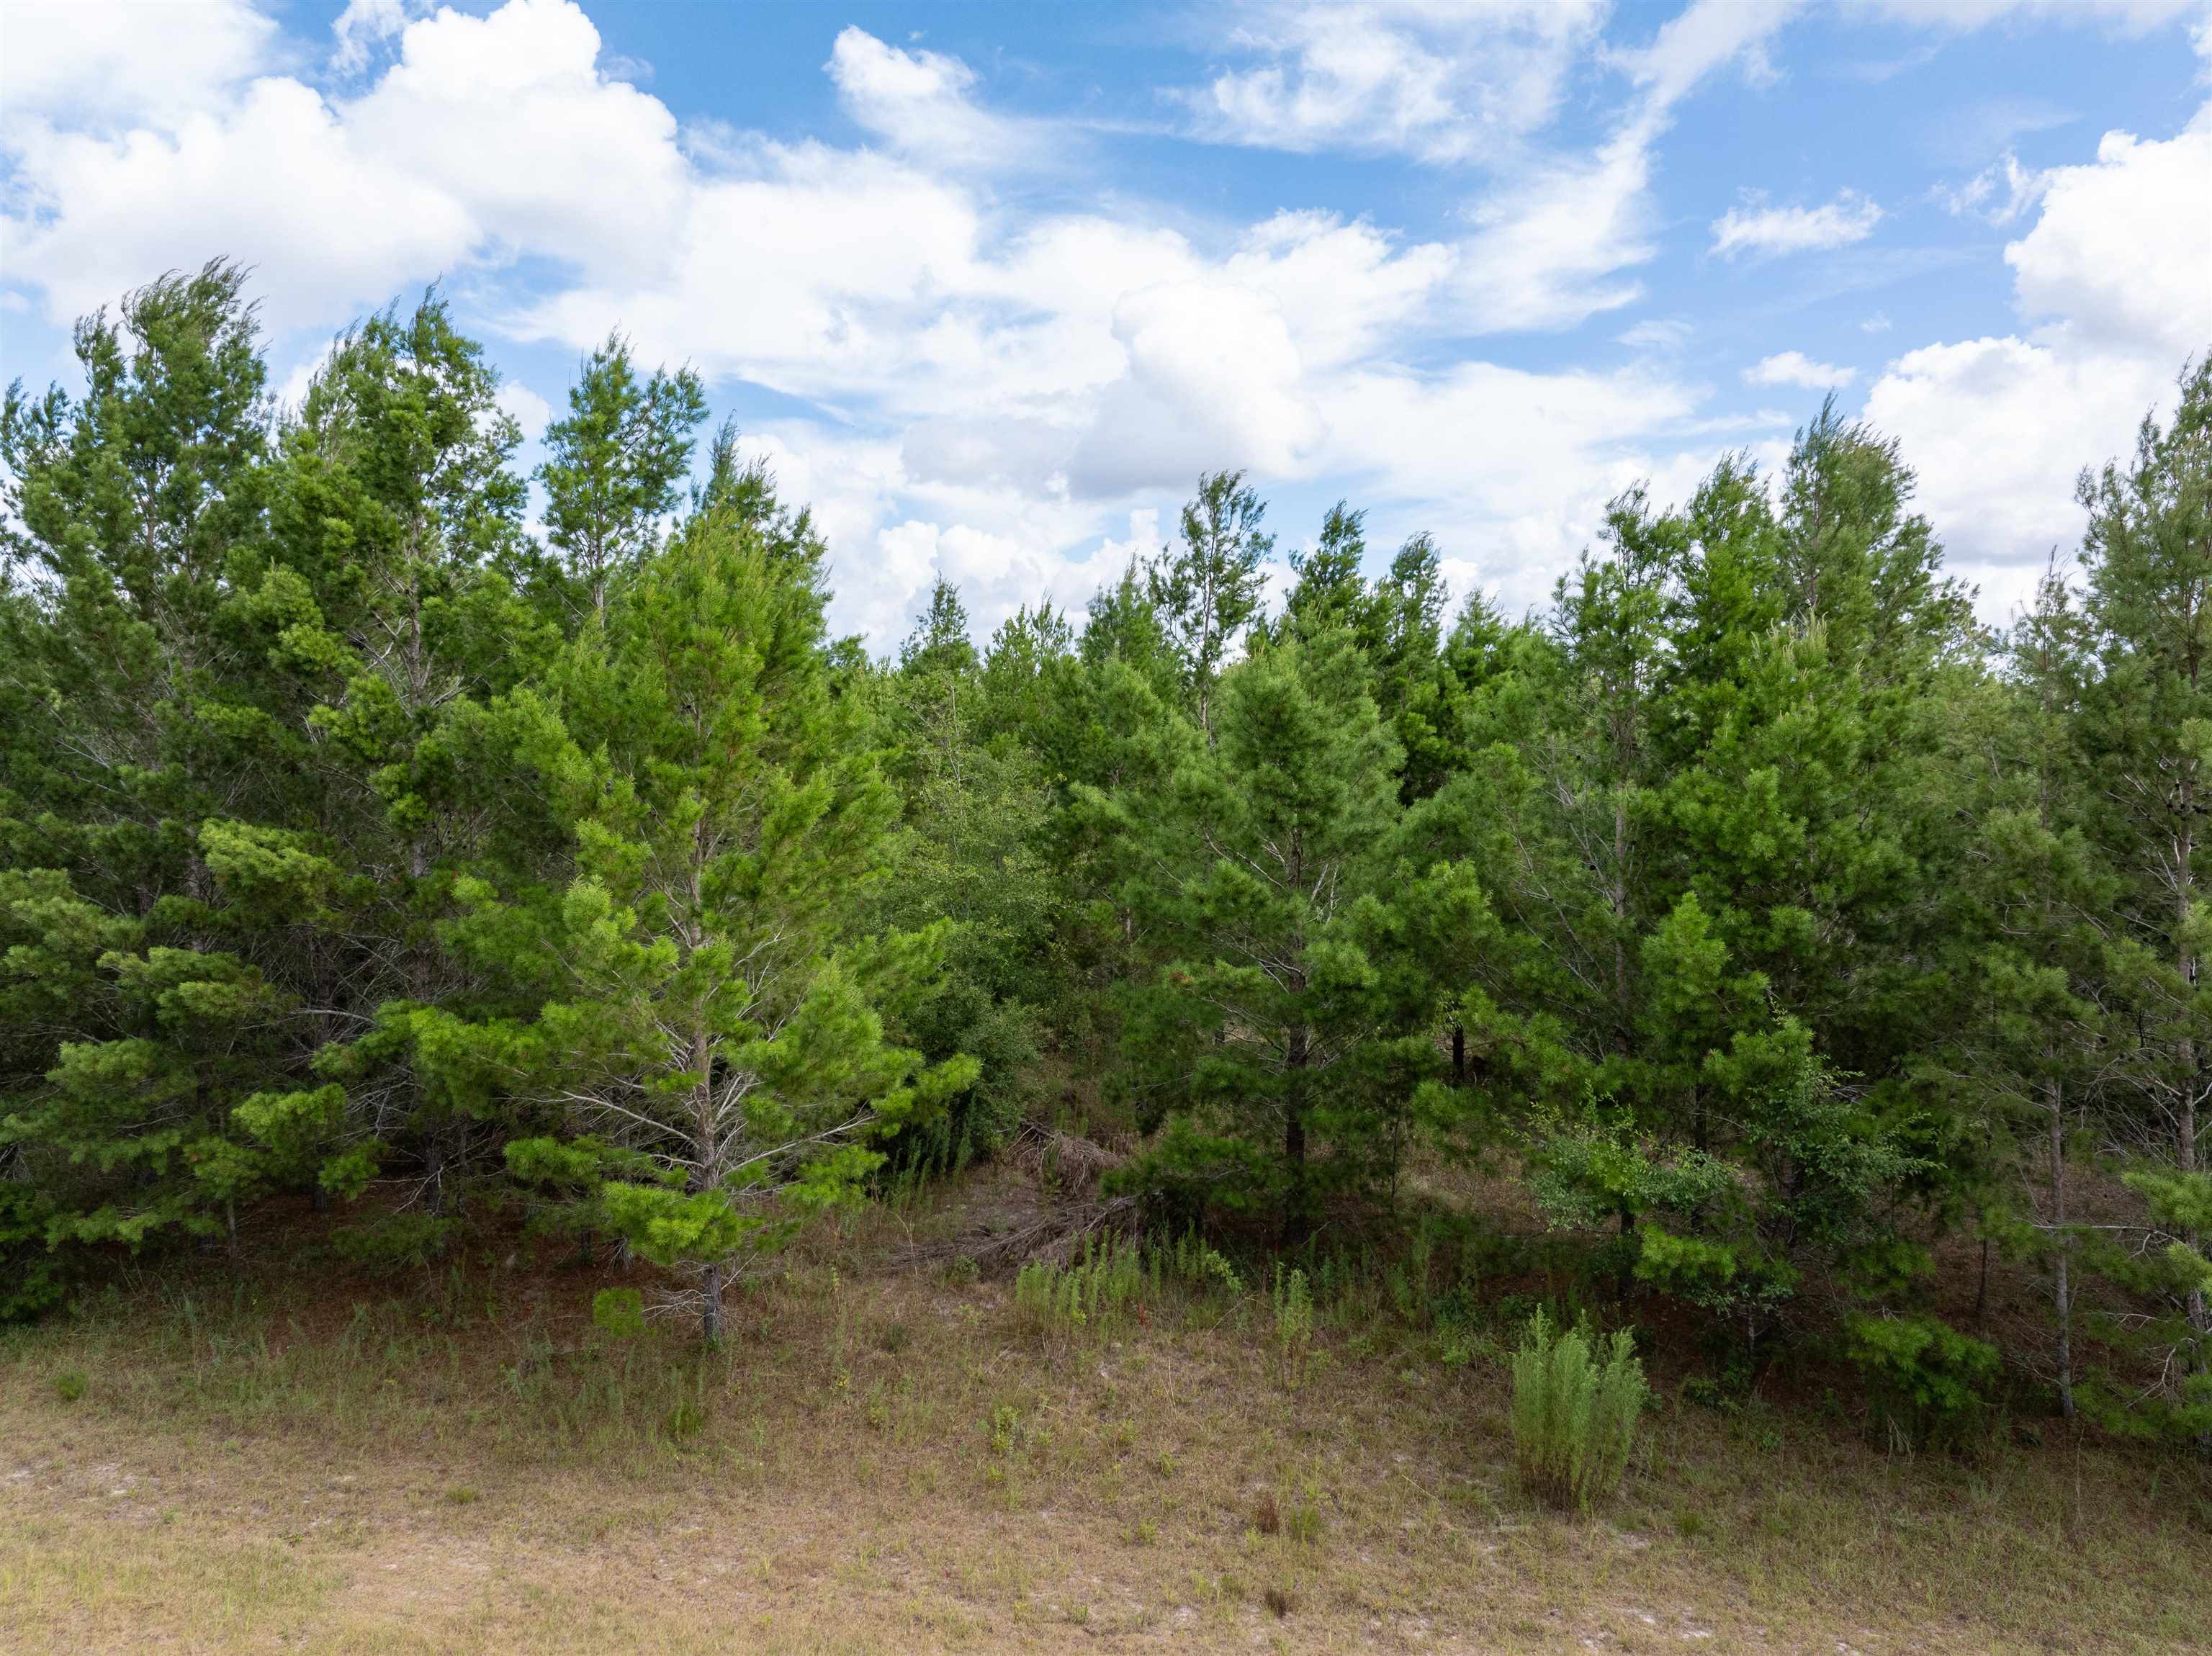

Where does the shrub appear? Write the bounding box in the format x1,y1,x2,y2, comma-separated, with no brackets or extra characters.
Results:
1844,1313,2000,1452
1509,1308,1647,1509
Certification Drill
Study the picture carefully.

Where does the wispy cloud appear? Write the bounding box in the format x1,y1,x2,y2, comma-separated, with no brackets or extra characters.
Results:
1712,189,1884,258
1744,350,1856,388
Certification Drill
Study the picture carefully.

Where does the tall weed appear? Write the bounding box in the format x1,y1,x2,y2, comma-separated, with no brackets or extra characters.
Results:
1509,1308,1647,1509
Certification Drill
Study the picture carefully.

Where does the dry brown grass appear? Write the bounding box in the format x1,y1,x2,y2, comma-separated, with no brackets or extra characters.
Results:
2,1171,2206,1655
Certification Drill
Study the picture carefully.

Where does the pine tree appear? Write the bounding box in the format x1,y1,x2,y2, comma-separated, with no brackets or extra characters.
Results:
536,334,708,622
1148,471,1273,734
0,264,341,1272
413,506,974,1341
1093,636,1417,1240
1928,566,2110,1410
2074,359,2212,1436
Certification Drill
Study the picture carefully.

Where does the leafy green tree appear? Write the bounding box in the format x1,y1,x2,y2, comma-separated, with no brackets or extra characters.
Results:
1923,567,2110,1413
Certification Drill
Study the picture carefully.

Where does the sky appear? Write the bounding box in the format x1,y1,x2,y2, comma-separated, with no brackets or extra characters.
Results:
2,0,2208,650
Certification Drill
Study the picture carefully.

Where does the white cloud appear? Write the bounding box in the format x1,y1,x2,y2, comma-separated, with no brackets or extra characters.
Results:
1617,0,1799,109
1861,311,1892,333
497,380,553,444
2,0,685,330
1865,111,2212,600
1443,0,1805,333
0,0,273,132
0,0,1750,647
1937,150,2049,222
1744,351,1857,389
1179,1,1606,164
331,0,422,75
1619,318,1692,351
825,27,1026,170
1711,189,1884,258
1452,129,1658,330
1069,276,1327,498
2006,120,2212,359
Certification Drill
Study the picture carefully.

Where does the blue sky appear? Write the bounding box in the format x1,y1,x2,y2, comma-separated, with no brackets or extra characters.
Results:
4,1,2208,647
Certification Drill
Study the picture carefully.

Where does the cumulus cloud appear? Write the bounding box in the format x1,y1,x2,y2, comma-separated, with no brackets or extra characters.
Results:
1745,351,1856,389
331,0,421,74
1864,110,2212,600
1711,189,1884,258
0,0,272,131
2,0,685,329
18,0,2070,649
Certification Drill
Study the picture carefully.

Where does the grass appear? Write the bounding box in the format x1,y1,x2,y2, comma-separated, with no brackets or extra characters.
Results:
1,1171,2207,1653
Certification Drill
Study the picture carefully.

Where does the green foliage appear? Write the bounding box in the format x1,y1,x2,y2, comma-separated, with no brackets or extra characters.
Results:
1509,1308,1647,1509
590,1288,648,1341
1271,1264,1315,1390
1844,1313,2002,1452
1,261,2207,1464
1161,1228,1243,1297
1013,1233,1148,1344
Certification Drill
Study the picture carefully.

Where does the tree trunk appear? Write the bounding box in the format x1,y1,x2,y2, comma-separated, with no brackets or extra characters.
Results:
701,1259,724,1346
1451,1024,1465,1086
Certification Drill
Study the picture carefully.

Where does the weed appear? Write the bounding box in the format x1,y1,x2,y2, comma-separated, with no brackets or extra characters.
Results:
1509,1308,1647,1510
1163,1228,1243,1297
446,1485,480,1506
1254,1490,1280,1535
50,1368,87,1403
1271,1265,1314,1390
1013,1233,1146,1346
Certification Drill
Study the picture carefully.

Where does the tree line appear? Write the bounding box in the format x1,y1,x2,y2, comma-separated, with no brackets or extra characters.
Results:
1,264,2206,1446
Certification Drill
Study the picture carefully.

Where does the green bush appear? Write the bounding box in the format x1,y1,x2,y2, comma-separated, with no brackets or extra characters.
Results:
1844,1313,2000,1452
1509,1308,1647,1509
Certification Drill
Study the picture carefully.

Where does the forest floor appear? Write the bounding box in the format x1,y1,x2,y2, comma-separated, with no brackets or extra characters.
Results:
1,1165,2206,1655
